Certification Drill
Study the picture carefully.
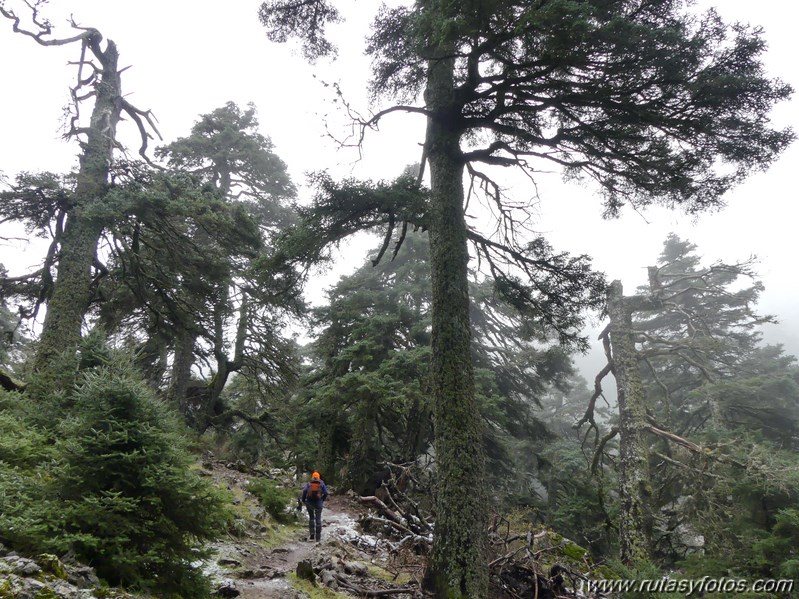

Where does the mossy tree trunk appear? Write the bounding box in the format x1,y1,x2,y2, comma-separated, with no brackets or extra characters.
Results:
607,280,653,565
316,420,336,484
422,50,489,598
401,394,430,463
33,36,122,379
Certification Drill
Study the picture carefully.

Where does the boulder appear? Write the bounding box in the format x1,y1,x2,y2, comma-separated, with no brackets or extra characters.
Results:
10,556,42,576
214,581,241,597
66,564,100,588
319,568,338,589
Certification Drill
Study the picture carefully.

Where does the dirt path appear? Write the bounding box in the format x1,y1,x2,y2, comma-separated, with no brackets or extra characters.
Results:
200,461,419,598
234,496,360,598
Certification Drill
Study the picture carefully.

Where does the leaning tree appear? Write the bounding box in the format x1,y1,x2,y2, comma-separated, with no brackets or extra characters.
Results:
0,3,160,385
259,0,792,594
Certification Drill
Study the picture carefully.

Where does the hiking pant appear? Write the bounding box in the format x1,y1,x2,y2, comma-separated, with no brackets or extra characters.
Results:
306,501,323,540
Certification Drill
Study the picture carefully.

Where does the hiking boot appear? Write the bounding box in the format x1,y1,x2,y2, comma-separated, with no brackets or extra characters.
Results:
308,535,315,541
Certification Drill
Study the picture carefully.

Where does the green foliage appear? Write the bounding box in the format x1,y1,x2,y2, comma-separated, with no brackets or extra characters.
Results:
155,102,296,215
276,171,428,269
675,431,799,583
52,358,230,592
543,439,617,555
247,477,296,523
0,171,74,236
258,0,342,60
0,348,232,597
95,104,303,432
617,235,799,577
0,399,51,468
287,231,580,494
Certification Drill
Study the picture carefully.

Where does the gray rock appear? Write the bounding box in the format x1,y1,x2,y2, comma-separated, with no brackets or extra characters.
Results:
25,578,46,590
66,564,100,588
217,557,242,567
12,557,42,575
52,580,88,599
13,577,46,599
319,569,338,589
214,581,241,597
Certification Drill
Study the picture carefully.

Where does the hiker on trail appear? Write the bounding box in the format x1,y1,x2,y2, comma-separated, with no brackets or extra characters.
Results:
301,471,328,542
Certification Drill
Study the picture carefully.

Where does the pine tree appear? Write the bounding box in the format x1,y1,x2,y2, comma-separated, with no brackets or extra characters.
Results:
260,2,792,592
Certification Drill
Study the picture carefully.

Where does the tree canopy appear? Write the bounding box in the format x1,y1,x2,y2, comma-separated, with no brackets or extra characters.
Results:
0,2,795,597
260,0,793,594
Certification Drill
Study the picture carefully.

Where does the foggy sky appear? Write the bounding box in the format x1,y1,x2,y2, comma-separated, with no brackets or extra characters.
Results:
0,0,796,370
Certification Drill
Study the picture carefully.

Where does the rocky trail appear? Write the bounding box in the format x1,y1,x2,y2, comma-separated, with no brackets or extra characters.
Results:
1,458,611,599
0,460,422,599
208,495,386,598
201,459,422,599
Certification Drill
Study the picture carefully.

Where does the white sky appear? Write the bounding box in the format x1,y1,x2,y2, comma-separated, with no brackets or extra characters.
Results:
0,0,797,371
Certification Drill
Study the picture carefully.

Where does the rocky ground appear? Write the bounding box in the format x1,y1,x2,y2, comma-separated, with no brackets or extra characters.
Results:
0,459,422,599
202,459,422,599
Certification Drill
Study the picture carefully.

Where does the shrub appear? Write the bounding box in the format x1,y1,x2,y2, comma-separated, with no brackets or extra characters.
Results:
0,353,233,597
247,477,296,523
0,389,55,554
50,357,232,594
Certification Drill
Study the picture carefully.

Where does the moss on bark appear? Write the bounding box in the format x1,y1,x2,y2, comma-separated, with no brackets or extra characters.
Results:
608,280,653,565
33,40,123,385
422,51,489,598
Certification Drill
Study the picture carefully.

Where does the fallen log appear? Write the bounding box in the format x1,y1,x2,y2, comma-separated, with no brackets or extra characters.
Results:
332,571,417,597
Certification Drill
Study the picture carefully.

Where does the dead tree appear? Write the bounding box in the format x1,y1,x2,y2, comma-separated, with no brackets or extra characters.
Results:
578,245,768,565
1,2,160,384
606,280,654,565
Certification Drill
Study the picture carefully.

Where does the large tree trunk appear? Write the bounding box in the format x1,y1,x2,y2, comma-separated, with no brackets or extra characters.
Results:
422,51,489,598
33,37,121,378
607,280,653,565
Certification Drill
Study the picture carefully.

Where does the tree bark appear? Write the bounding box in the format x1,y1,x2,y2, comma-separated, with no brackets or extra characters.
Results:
422,50,489,598
607,280,653,565
33,36,122,379
169,328,196,416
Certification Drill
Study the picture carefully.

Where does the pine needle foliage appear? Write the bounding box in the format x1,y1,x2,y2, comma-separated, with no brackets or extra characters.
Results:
0,348,231,597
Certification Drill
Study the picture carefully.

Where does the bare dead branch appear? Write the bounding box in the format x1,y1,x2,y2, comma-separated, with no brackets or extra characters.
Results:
576,361,613,430
120,98,163,160
591,426,619,474
1,4,99,46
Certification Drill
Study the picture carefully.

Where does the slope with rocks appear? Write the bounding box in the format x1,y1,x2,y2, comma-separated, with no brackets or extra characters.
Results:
0,459,419,599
